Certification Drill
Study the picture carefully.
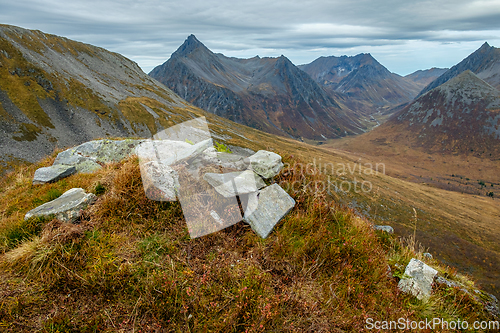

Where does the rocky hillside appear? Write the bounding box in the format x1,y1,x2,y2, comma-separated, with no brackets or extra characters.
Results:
404,67,448,90
418,42,500,96
149,35,364,140
0,24,205,174
372,70,500,156
298,54,422,107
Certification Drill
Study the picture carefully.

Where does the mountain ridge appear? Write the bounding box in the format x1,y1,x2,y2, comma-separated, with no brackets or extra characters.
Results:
418,42,500,96
149,35,364,140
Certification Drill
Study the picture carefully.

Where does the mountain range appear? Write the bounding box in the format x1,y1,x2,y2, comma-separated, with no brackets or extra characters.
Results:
298,54,424,107
150,35,364,140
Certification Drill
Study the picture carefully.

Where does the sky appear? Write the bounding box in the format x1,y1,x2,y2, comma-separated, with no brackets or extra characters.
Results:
1,0,500,76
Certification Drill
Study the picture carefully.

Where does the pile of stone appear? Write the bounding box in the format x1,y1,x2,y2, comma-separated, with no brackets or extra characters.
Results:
27,138,295,239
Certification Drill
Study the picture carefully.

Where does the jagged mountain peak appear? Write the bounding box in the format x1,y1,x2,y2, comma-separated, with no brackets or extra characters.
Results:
417,42,500,96
171,34,210,58
479,41,491,50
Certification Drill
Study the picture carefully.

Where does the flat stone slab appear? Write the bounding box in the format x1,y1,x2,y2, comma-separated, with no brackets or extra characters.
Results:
140,161,179,201
33,165,76,185
24,188,96,223
201,148,249,171
54,139,143,173
243,184,295,238
248,150,284,179
373,225,394,234
398,258,438,300
203,170,266,198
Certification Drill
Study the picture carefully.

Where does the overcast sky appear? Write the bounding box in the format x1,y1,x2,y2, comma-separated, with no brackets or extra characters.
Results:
1,0,500,75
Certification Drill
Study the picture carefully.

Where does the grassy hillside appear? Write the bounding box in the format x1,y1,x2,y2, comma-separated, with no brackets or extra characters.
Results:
0,134,498,331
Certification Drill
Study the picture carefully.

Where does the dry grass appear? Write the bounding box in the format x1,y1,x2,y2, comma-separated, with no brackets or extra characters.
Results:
0,151,496,331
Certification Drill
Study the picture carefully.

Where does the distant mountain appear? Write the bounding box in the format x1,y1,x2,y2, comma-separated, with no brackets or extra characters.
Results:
370,70,500,156
149,35,364,140
418,42,500,96
298,54,421,107
0,24,204,172
404,67,448,90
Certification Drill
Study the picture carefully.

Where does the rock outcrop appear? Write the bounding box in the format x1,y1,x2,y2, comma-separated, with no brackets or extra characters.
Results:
53,139,144,173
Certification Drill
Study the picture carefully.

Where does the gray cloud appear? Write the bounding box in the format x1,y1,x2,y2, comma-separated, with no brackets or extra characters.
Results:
1,0,499,75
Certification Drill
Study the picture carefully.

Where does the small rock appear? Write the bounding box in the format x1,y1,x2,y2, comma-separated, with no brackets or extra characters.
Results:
24,188,96,223
140,161,179,201
248,150,284,179
398,258,438,300
243,184,295,238
423,252,433,260
33,165,76,184
204,170,266,198
373,225,394,234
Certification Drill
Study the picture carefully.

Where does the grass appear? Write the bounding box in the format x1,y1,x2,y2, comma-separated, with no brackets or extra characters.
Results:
0,149,497,331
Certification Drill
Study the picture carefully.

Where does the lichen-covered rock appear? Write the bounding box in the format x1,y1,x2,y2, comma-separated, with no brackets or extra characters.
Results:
24,188,96,223
54,139,143,173
140,161,179,201
33,165,76,184
398,259,438,300
373,225,394,234
203,170,266,198
243,184,295,238
248,150,284,179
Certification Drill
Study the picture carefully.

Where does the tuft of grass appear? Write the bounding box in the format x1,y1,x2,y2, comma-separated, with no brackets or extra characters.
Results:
215,141,232,153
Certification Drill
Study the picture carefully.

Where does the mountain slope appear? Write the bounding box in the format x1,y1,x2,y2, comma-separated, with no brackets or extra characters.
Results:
404,67,448,90
149,35,364,140
349,70,500,156
299,54,421,107
418,42,500,96
0,24,204,173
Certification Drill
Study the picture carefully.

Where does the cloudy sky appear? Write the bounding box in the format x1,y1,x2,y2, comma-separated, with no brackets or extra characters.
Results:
1,0,500,75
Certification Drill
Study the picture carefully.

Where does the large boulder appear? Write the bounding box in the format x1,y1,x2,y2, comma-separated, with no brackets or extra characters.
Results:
203,170,266,198
248,150,284,179
24,188,96,223
54,139,143,173
243,184,295,238
398,258,438,300
32,165,76,185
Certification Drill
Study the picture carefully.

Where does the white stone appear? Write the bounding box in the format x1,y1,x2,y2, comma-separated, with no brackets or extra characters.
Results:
248,150,284,179
203,170,266,198
398,258,438,300
243,184,295,238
